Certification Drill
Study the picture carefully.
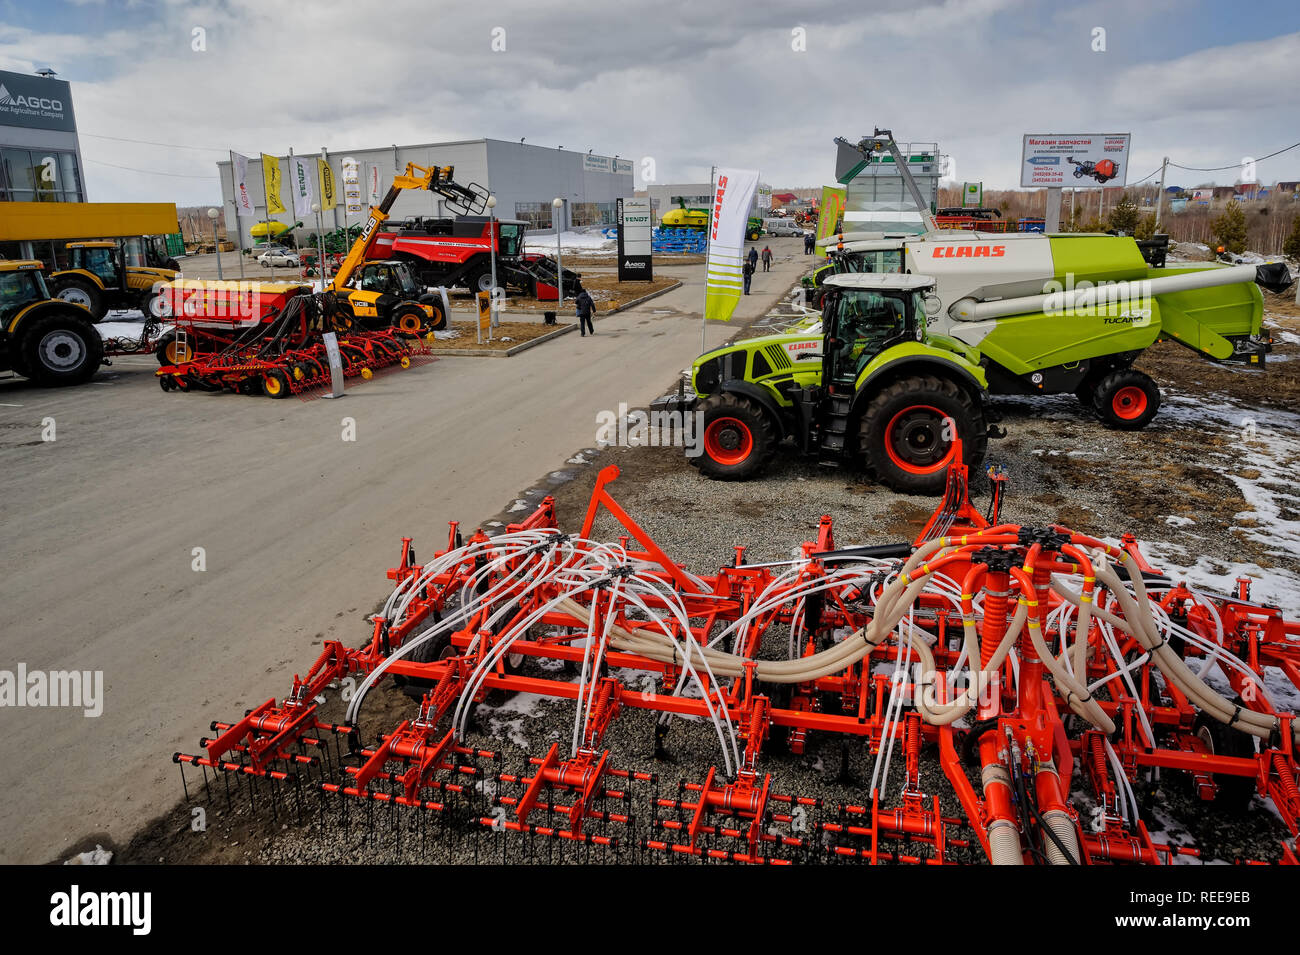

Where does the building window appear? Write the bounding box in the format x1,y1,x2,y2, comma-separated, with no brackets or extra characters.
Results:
514,201,553,230
0,148,84,202
571,201,616,227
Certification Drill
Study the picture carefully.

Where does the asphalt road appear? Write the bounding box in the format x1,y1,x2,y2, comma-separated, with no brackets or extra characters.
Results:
0,237,812,863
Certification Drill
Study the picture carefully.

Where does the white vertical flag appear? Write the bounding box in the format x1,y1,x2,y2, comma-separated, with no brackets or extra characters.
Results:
289,155,317,221
704,167,759,322
230,151,255,219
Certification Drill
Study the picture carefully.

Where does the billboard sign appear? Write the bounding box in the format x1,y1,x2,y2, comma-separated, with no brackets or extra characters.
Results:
0,70,76,132
616,197,653,281
1021,133,1130,188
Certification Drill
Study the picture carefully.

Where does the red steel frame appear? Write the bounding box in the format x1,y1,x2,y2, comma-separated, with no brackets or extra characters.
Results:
175,458,1300,864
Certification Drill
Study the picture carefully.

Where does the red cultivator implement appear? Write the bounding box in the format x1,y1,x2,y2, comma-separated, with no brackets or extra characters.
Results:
155,281,432,398
175,451,1300,864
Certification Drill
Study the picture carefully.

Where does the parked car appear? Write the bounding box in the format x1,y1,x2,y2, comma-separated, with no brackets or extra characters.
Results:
763,219,805,237
258,249,301,267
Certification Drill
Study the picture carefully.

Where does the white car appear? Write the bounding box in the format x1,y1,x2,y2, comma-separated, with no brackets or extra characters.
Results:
258,249,300,267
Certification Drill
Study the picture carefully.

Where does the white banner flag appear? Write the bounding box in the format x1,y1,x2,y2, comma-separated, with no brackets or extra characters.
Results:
365,162,383,206
342,156,362,215
704,167,759,322
289,155,317,221
230,151,255,220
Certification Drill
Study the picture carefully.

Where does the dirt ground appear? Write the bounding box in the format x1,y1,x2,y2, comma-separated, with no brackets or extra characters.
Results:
109,275,1300,866
428,320,565,351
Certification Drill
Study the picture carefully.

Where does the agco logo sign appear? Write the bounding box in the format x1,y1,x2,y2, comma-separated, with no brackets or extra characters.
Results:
0,84,64,112
932,244,1005,258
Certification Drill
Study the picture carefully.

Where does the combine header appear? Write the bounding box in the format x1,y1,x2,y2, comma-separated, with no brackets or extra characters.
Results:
175,457,1300,864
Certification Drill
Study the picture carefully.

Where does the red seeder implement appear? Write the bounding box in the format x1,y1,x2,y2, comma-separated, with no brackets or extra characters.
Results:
156,284,431,398
175,451,1300,864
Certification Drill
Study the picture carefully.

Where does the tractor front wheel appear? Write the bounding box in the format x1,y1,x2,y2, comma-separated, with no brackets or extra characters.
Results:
690,392,777,481
19,312,104,387
859,376,986,495
1092,369,1160,430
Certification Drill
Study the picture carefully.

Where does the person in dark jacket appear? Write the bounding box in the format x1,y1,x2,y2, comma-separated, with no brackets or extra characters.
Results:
747,246,758,271
742,260,754,295
761,245,773,271
804,233,815,254
574,284,595,336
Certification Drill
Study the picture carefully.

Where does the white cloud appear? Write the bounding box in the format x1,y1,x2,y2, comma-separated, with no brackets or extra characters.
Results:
2,3,1296,203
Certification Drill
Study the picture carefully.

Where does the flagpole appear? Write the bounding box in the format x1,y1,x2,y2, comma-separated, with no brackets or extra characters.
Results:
703,164,716,354
264,151,279,281
227,158,245,279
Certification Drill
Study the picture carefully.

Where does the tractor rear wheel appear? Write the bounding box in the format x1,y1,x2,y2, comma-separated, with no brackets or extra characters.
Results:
859,375,986,495
52,277,106,322
1093,368,1160,430
19,312,104,387
690,392,777,481
391,304,428,335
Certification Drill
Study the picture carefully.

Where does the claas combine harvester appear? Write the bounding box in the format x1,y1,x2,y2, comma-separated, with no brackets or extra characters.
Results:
677,131,1293,493
174,455,1300,864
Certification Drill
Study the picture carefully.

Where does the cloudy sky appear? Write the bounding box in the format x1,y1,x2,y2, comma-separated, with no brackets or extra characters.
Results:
1,0,1296,205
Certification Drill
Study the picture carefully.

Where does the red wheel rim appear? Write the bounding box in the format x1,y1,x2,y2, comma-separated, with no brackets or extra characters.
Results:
1112,386,1148,420
704,416,754,466
884,404,955,475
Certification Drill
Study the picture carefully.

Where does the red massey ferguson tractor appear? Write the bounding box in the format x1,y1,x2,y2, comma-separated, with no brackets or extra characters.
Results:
369,216,581,301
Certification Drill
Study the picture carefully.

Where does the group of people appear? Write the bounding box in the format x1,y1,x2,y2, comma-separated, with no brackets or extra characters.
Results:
742,245,775,294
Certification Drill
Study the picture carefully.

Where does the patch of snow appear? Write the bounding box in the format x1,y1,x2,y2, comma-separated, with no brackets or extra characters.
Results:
1165,516,1196,527
506,499,529,513
64,844,112,865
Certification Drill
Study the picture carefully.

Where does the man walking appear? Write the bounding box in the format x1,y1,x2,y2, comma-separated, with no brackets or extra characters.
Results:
804,233,815,255
747,246,758,273
742,259,754,295
761,245,773,272
574,283,595,336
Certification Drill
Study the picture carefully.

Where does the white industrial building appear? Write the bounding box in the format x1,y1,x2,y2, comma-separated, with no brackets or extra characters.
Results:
216,139,634,248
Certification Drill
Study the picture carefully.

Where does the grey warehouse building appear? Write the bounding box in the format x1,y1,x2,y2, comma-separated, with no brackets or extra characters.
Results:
217,139,634,248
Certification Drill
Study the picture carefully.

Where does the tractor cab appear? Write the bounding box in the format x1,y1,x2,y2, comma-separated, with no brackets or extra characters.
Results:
66,241,121,285
0,260,53,321
820,273,927,386
357,260,424,300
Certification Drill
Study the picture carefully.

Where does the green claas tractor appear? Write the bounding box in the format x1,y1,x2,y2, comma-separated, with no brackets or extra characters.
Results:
0,260,104,386
685,271,991,493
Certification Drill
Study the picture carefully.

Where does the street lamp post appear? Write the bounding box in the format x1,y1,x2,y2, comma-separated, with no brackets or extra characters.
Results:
207,208,223,280
486,194,499,337
552,196,564,309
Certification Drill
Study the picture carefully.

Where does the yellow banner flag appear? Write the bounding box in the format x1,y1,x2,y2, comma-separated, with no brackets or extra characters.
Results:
317,159,336,208
815,186,846,258
261,153,286,215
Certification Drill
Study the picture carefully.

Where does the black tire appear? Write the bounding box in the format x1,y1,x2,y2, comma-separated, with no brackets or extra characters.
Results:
261,368,292,399
1192,710,1257,812
1092,368,1160,430
19,312,104,386
390,303,429,335
690,392,778,481
154,331,195,367
859,375,986,495
417,293,448,331
51,276,105,322
397,590,467,698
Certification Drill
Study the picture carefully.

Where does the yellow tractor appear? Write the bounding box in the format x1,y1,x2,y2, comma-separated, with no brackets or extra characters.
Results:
0,260,104,386
48,238,178,323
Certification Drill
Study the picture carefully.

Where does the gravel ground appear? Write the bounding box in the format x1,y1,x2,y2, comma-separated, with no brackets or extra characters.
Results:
114,274,1300,866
